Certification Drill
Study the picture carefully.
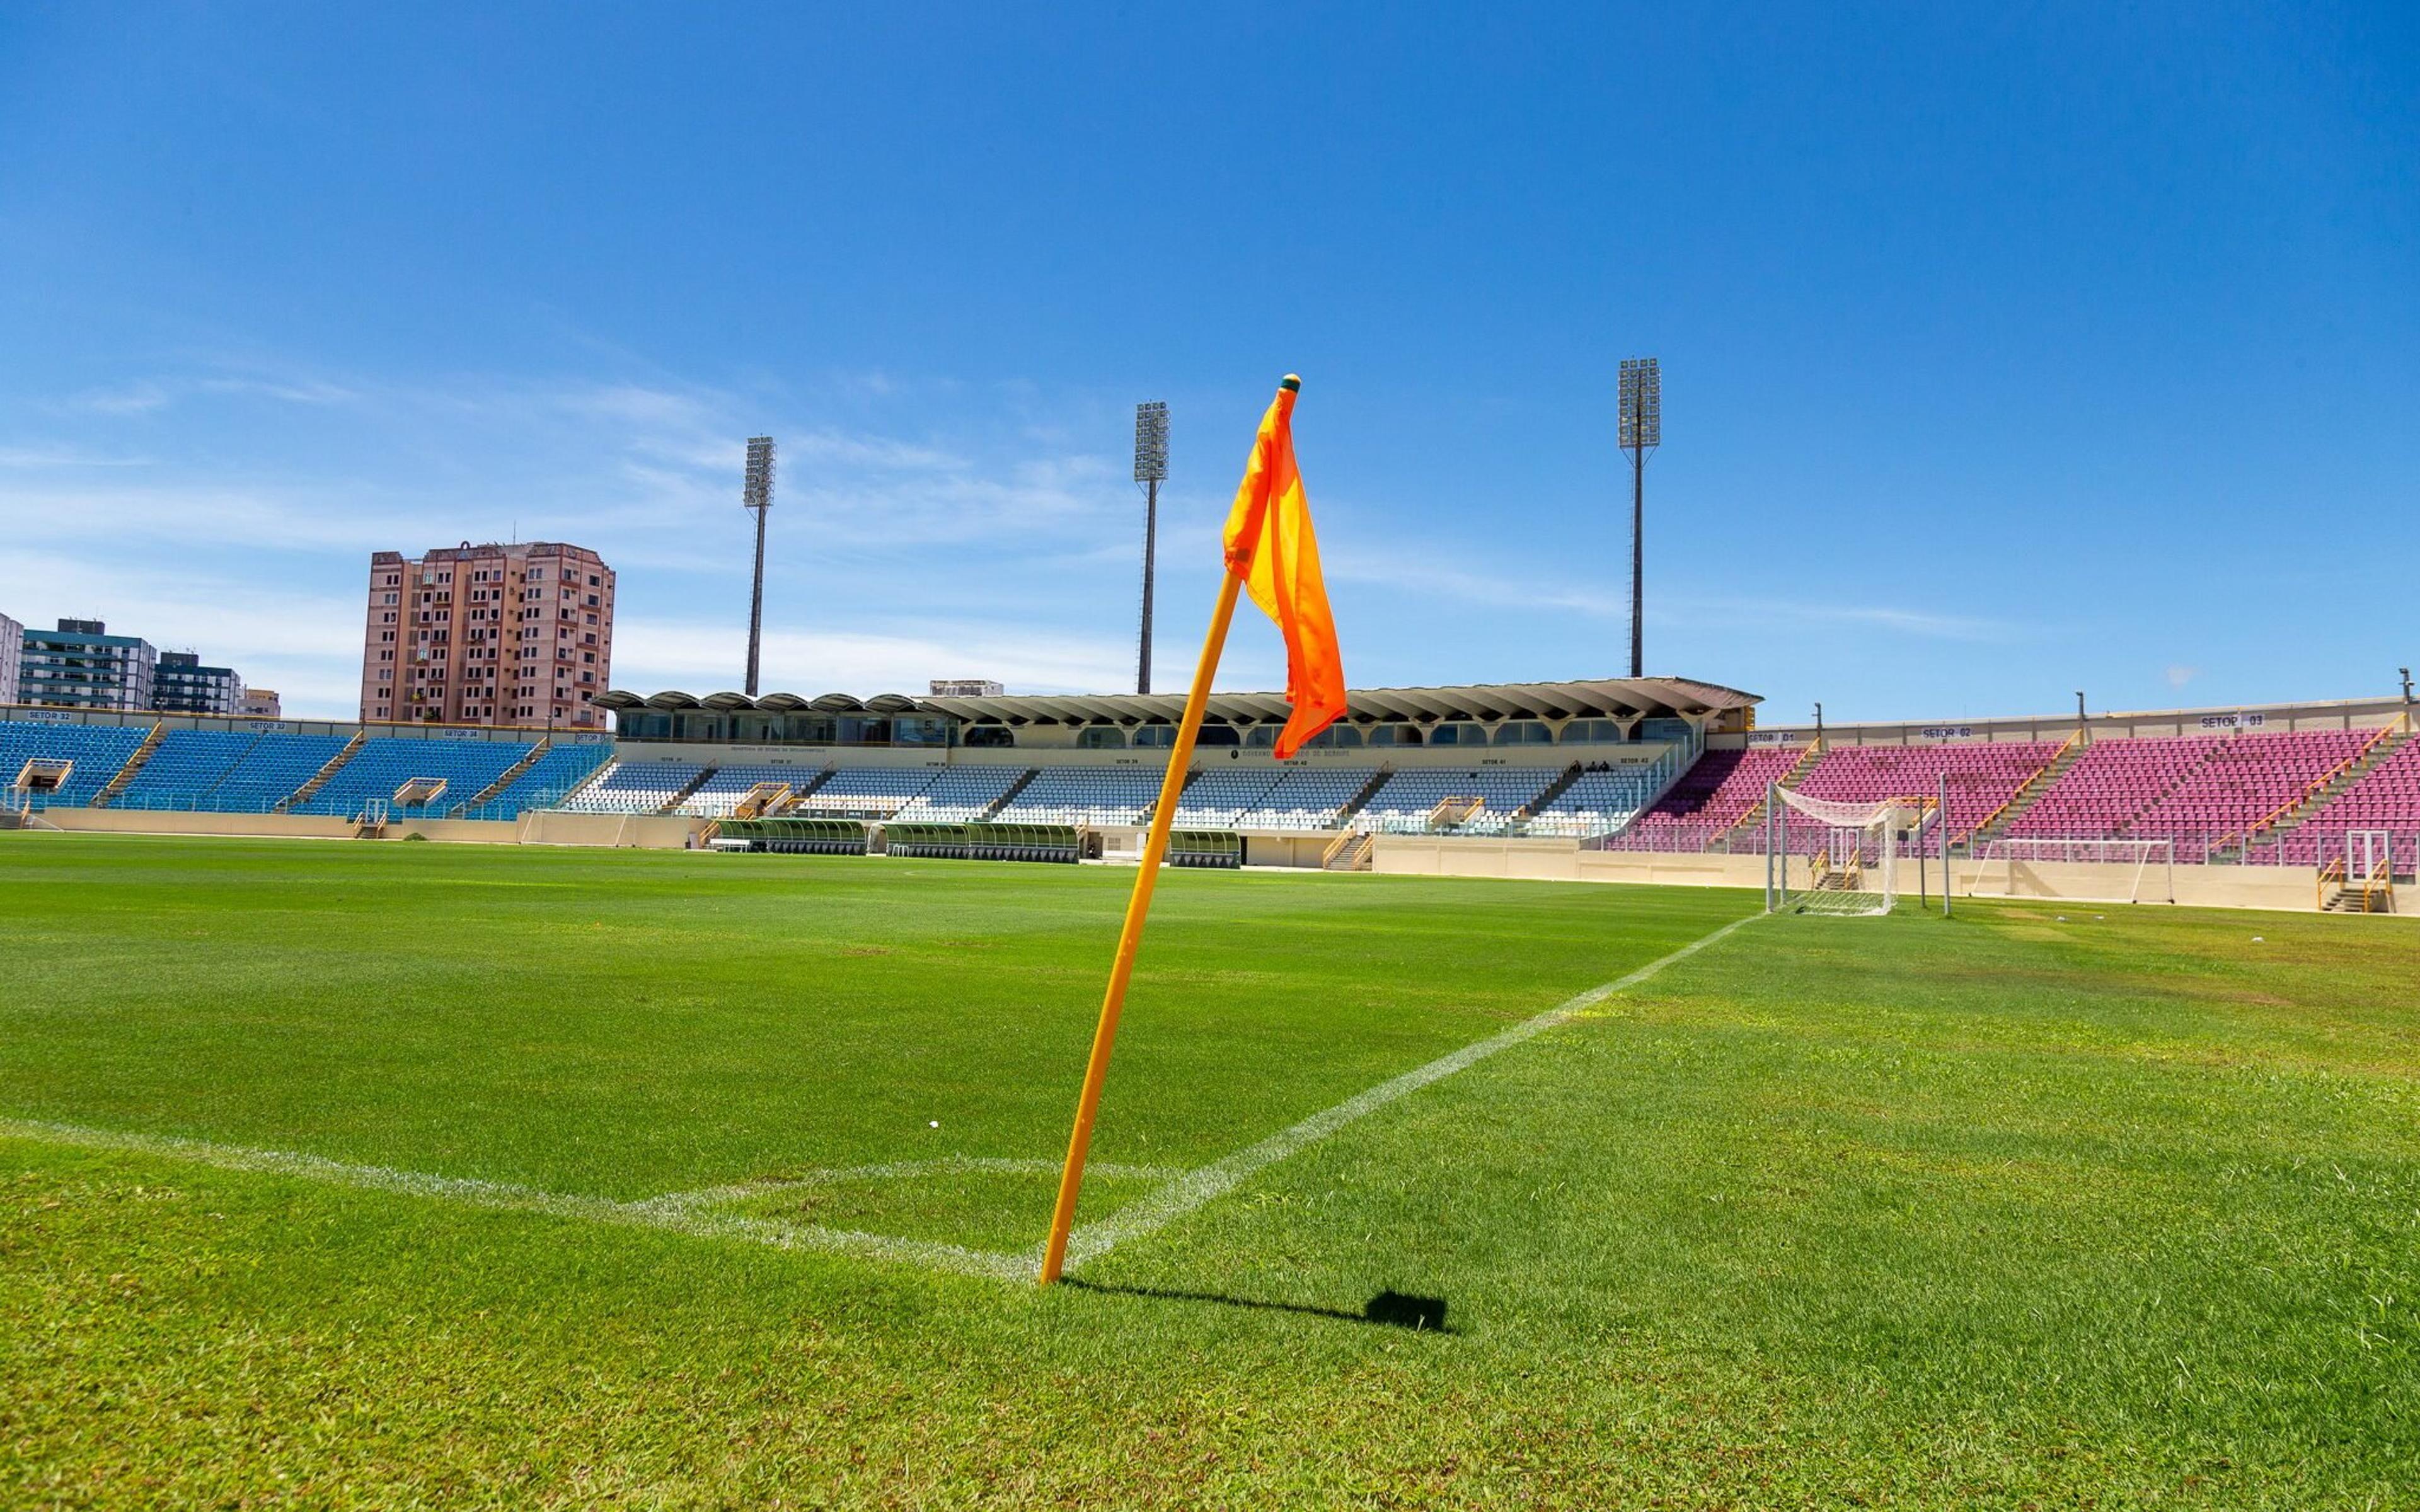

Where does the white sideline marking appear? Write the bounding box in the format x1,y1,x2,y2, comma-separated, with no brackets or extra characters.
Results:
1052,912,1760,1272
0,915,1754,1285
0,1118,1035,1282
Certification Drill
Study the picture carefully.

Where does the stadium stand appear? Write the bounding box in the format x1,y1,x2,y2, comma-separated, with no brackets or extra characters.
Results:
560,759,703,813
1231,767,1376,830
2007,734,2223,842
110,729,358,812
675,764,831,817
1168,768,1286,828
0,719,149,808
2279,734,2420,870
2008,729,2378,857
290,737,536,818
783,767,931,816
889,766,1028,822
1794,741,2061,840
1357,768,1562,832
1617,745,1802,833
2119,729,2371,850
460,743,615,820
1536,764,1684,837
212,733,359,812
110,729,258,809
994,767,1163,826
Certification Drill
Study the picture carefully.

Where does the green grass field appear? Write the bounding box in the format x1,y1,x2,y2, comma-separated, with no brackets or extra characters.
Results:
3,834,2416,1508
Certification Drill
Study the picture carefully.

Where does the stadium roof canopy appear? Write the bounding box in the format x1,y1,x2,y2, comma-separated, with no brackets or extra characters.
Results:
593,676,1758,727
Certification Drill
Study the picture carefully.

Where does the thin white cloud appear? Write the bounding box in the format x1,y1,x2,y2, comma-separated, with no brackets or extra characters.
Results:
1331,546,2014,642
0,445,153,468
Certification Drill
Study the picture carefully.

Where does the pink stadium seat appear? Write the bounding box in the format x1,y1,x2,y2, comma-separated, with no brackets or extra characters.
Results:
2275,736,2420,871
1605,744,1804,850
2009,728,2382,860
1790,741,2060,840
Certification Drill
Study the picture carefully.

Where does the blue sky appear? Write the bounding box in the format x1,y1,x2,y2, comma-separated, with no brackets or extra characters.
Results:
2,3,2412,723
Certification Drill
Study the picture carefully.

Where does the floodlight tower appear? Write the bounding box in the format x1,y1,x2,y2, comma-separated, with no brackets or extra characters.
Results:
1133,401,1169,695
742,436,776,697
1618,357,1661,679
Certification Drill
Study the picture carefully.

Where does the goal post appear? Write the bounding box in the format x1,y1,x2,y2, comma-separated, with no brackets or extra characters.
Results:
1963,837,2178,905
1765,787,1914,917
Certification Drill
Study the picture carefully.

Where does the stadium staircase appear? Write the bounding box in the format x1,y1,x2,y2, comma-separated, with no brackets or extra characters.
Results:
783,769,837,810
654,765,719,815
1720,742,1824,848
1333,766,1395,826
457,740,550,815
1322,829,1374,871
1138,767,1201,828
2232,724,2408,860
278,730,365,812
1971,729,2087,844
977,767,1041,820
91,722,168,808
1517,762,1586,818
1427,795,1485,830
552,759,619,810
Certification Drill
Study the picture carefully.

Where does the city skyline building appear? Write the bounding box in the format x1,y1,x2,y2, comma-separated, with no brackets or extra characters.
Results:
18,619,158,712
239,687,283,719
153,651,247,718
0,610,20,706
360,540,616,728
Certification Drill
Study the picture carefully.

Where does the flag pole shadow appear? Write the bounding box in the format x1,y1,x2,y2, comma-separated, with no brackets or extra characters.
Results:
1061,1279,1452,1335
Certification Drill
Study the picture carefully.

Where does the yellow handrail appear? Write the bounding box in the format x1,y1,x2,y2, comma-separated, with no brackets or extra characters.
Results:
2237,721,2402,850
1973,727,2084,839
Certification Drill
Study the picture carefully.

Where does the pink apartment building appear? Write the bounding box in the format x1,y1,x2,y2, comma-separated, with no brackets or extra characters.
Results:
360,541,615,728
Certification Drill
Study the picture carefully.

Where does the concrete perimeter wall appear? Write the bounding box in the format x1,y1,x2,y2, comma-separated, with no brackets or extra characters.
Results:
1373,835,2358,914
35,808,696,849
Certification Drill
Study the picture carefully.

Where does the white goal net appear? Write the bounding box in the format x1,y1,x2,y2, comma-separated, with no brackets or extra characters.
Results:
1765,789,1920,917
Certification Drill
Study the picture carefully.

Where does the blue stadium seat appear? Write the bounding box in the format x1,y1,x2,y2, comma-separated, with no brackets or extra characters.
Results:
0,719,151,809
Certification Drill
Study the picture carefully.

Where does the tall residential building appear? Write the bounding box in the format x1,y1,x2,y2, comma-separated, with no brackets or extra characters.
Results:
239,687,283,719
0,610,21,705
153,651,247,717
361,541,616,728
20,619,157,711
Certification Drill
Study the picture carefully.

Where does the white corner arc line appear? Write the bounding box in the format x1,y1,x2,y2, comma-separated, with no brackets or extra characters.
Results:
0,1118,1033,1282
1056,912,1760,1273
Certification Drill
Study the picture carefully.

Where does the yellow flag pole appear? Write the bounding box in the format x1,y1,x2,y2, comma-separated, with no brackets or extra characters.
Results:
1038,566,1245,1285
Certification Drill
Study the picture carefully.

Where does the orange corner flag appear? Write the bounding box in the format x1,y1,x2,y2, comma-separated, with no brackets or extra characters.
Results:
1222,375,1345,758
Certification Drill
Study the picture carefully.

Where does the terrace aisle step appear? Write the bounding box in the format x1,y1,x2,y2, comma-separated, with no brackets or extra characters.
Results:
1334,765,1396,824
458,740,550,814
976,768,1040,821
551,757,621,811
1974,730,2087,842
655,764,719,815
279,730,365,811
1517,762,1586,819
1720,740,1824,847
1138,767,1201,828
2246,728,2408,844
91,722,168,808
776,767,837,814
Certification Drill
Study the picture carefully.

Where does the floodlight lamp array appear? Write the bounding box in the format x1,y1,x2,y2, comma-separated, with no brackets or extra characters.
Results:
743,436,776,512
1618,358,1661,450
1133,401,1169,483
